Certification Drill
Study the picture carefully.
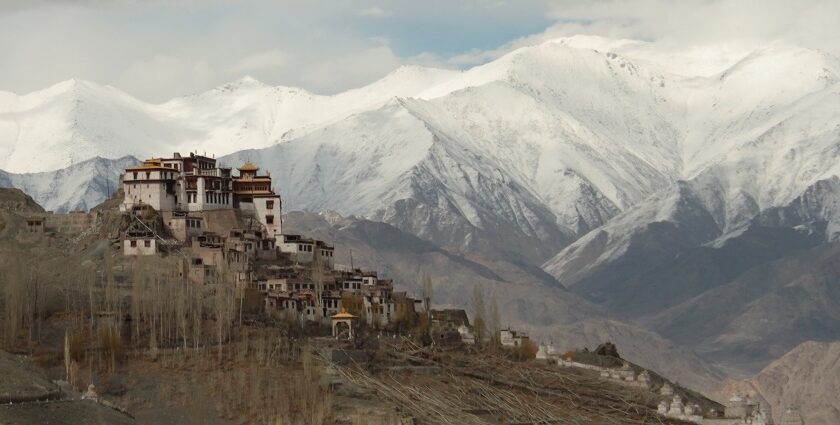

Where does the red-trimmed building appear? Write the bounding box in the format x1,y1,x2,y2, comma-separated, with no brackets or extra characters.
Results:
121,152,282,240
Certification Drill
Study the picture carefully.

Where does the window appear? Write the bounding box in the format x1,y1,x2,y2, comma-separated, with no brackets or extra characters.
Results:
146,172,151,179
266,215,274,224
130,240,137,247
144,240,151,248
132,172,138,180
266,200,274,209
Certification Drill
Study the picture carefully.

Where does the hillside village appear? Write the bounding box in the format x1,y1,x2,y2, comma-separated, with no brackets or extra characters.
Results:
0,152,807,425
113,152,812,425
115,152,423,329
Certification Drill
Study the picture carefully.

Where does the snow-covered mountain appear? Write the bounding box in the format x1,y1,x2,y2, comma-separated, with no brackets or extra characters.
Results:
0,156,137,212
3,36,840,375
2,35,838,261
0,67,461,174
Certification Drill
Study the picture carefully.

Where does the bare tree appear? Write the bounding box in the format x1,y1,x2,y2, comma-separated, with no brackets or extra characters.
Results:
311,248,325,323
471,285,487,347
213,264,236,362
489,290,501,349
422,273,434,313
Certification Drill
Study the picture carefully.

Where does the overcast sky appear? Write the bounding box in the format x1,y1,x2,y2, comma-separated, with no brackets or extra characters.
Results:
1,0,837,102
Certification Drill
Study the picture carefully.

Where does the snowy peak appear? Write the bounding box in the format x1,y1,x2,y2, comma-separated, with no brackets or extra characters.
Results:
3,36,840,268
718,44,840,83
543,35,648,52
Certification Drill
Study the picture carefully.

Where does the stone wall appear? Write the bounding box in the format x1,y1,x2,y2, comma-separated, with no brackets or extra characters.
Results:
41,212,95,234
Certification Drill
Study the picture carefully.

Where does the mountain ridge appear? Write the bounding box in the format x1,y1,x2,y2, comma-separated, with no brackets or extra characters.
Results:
3,37,840,378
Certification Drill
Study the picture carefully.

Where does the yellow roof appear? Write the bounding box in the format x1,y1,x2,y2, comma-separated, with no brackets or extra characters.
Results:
126,164,170,171
331,308,357,319
238,162,259,171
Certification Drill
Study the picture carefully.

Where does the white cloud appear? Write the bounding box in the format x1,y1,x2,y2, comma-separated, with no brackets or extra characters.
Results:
296,46,404,93
436,0,840,73
230,49,289,75
0,0,837,102
116,56,215,102
357,6,391,18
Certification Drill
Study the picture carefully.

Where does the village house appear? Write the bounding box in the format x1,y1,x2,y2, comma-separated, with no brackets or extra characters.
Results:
167,213,204,242
123,232,157,256
428,309,475,344
25,217,45,233
499,328,530,348
191,232,225,266
261,268,421,328
277,234,334,267
187,257,216,285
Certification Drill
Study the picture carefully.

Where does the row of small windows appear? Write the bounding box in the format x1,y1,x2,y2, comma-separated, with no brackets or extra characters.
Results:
184,192,230,204
292,244,334,257
129,240,152,248
131,171,176,180
342,281,361,290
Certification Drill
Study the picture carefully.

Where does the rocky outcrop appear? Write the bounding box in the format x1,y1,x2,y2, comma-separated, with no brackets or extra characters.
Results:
0,188,45,214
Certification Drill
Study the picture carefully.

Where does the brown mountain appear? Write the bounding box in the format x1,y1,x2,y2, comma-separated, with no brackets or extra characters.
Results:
713,341,840,425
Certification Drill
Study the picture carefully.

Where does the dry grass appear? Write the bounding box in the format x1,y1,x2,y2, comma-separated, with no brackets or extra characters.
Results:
331,338,687,425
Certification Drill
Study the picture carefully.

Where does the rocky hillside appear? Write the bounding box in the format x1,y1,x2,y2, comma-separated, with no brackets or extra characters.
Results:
0,187,45,214
282,211,600,326
529,319,725,392
713,341,840,425
283,211,724,391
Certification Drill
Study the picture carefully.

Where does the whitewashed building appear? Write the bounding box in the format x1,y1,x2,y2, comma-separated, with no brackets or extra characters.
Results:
120,153,282,243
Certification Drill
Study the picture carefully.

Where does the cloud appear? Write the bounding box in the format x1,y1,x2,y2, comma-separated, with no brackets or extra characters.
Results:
436,0,840,72
357,6,391,18
296,46,403,92
116,56,216,102
230,49,289,75
0,0,837,102
542,0,840,56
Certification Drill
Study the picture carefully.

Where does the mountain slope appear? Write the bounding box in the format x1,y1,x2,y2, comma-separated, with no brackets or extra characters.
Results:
0,156,137,212
530,319,725,392
714,341,840,425
648,240,840,374
282,211,601,326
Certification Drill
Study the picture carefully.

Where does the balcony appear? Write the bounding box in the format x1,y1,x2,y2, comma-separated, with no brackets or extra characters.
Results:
190,168,222,177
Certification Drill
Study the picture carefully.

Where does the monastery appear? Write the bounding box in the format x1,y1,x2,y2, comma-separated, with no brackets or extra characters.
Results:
119,152,420,328
121,152,281,239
